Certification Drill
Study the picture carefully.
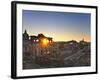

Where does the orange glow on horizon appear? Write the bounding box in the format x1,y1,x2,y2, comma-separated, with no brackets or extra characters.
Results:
28,32,91,42
46,34,91,42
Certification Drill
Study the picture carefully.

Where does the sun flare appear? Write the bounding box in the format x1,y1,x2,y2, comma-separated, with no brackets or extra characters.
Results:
42,38,49,45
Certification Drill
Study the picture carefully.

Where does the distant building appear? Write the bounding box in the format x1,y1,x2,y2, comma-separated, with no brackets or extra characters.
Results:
23,30,32,56
30,33,53,43
30,35,38,42
23,30,53,57
79,38,88,45
23,30,29,40
23,30,53,43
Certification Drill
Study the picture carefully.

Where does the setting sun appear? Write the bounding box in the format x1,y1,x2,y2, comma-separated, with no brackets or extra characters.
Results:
42,38,49,45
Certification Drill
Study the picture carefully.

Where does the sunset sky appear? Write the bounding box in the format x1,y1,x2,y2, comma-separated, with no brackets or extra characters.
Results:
22,10,91,42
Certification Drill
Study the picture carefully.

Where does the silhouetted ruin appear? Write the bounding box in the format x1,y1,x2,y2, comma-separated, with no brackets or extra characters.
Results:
23,30,91,69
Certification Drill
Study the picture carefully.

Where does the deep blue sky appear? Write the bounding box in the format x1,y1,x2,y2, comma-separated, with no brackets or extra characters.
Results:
22,10,91,41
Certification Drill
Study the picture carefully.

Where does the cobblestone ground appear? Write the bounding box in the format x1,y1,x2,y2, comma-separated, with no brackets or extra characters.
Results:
23,42,90,69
